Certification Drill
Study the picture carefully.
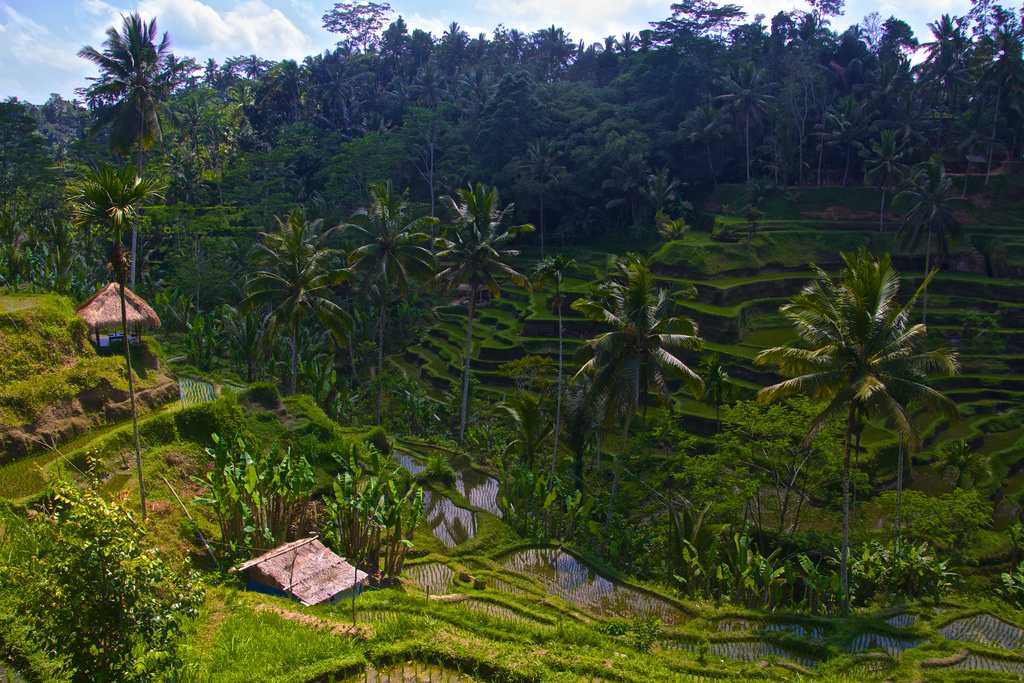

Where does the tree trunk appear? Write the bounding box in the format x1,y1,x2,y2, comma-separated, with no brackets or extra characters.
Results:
842,144,851,187
706,141,716,187
923,228,933,325
840,404,854,614
879,188,886,233
745,113,751,182
458,285,478,443
290,318,299,394
893,435,904,564
605,415,631,536
551,283,563,478
376,298,386,425
538,188,545,258
986,88,1001,186
120,278,146,520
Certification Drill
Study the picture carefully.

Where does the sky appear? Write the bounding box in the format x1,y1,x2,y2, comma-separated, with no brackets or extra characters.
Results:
1,0,972,104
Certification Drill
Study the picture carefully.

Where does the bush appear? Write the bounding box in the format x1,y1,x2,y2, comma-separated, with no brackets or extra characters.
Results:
417,452,457,485
240,381,281,409
175,395,246,445
140,412,179,446
0,482,202,681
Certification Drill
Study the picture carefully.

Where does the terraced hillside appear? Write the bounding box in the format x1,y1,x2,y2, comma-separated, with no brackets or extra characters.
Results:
399,185,1024,524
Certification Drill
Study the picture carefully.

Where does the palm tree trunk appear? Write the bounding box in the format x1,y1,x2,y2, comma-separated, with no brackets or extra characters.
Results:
605,415,631,535
842,144,851,186
376,299,386,425
551,284,563,478
745,113,751,183
840,404,854,614
893,435,904,563
458,285,478,443
706,141,716,187
119,277,146,520
986,88,1001,186
879,188,886,233
290,318,299,394
923,228,933,325
539,188,545,258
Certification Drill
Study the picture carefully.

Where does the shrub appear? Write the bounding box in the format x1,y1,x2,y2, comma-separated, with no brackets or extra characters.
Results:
175,395,246,445
240,381,281,409
1000,561,1024,607
140,412,179,446
417,452,457,485
0,481,202,681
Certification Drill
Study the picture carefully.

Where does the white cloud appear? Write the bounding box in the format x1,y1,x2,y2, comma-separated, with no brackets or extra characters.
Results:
403,12,488,40
477,0,663,41
0,4,84,73
134,0,316,60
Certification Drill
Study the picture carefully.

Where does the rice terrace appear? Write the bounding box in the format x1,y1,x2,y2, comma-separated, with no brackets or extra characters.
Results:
4,0,1024,680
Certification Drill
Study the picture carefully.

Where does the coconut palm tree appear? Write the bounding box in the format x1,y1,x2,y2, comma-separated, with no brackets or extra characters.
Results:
497,392,553,468
344,181,436,424
716,63,775,182
69,163,164,519
436,183,532,442
680,95,726,185
244,209,351,394
861,129,907,232
896,158,962,323
533,254,578,476
756,250,959,613
517,139,563,257
79,13,174,287
701,353,730,433
572,255,704,529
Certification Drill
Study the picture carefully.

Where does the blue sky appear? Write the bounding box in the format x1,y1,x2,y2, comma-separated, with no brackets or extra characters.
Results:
2,0,971,104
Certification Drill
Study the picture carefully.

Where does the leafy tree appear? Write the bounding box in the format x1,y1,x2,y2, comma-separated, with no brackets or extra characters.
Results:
700,353,730,431
0,481,201,681
937,439,991,489
322,2,393,52
533,254,577,475
344,181,436,423
756,250,959,612
517,139,564,256
244,209,350,394
69,163,163,519
79,13,174,286
436,183,531,442
497,391,554,468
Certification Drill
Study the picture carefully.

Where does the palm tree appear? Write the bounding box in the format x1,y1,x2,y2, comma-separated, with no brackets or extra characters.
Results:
497,392,553,468
701,353,730,433
533,254,578,476
517,140,563,257
861,130,907,232
79,13,174,288
69,163,163,519
680,96,726,185
756,250,959,613
572,255,704,529
981,22,1024,184
436,183,532,443
344,181,436,424
716,63,775,182
896,159,961,324
244,209,350,394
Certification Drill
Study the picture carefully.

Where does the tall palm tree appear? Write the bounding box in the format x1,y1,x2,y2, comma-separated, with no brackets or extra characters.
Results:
981,21,1024,184
861,130,907,232
701,353,730,433
244,209,350,394
716,63,775,182
517,139,563,257
572,255,704,529
680,96,726,185
896,159,961,323
756,250,959,613
69,163,163,519
533,254,578,476
79,13,174,288
436,183,532,443
344,181,436,424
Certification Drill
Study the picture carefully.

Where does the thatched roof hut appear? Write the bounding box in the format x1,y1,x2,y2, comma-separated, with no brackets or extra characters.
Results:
76,283,161,334
232,537,369,606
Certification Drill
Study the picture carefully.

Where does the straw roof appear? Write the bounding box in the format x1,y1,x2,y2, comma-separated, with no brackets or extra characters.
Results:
76,283,161,333
233,537,368,606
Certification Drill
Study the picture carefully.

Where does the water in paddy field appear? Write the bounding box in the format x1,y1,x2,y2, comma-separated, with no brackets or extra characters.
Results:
946,653,1024,676
847,631,922,656
423,492,477,547
0,664,26,683
454,465,502,518
939,613,1024,650
178,377,216,406
501,547,684,624
404,562,454,594
393,450,485,548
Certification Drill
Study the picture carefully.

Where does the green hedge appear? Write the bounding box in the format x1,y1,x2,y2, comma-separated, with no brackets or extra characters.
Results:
174,395,247,446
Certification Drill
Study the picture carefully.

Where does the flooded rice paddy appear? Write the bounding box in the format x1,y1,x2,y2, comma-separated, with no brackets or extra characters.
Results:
501,547,684,623
939,613,1024,650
